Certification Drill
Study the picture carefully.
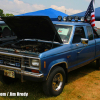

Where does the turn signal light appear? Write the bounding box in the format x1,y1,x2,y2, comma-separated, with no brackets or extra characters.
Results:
44,61,46,68
31,70,39,73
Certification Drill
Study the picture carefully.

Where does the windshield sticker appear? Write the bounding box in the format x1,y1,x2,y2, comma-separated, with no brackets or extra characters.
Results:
58,28,69,35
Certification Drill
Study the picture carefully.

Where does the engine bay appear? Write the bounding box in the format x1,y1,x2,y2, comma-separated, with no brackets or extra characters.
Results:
0,39,61,54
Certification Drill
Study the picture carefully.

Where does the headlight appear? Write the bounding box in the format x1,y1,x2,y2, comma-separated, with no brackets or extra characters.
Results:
58,16,62,21
32,59,39,67
63,16,67,21
74,16,79,22
80,17,85,22
67,16,72,21
86,16,91,22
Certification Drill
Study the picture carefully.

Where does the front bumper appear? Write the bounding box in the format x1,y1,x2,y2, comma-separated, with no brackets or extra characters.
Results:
0,65,44,82
0,50,44,82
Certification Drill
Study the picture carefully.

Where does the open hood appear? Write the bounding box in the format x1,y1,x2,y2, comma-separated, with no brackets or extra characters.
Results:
1,16,62,43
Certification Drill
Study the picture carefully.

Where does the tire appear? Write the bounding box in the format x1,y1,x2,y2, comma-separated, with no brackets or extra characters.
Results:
42,66,66,96
1,75,18,85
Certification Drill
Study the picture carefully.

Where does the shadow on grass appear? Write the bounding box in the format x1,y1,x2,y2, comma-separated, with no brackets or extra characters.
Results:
0,61,97,100
0,77,49,100
67,61,97,84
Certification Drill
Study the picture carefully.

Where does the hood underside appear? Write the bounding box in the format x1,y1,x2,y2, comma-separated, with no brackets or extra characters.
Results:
1,16,62,43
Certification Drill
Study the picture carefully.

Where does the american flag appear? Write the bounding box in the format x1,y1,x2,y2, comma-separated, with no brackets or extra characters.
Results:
84,0,95,27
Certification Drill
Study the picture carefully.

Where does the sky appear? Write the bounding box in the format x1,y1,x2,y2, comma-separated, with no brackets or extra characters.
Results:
0,0,100,27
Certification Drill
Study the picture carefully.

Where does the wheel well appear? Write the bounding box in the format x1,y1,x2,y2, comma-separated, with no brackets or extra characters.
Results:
47,63,68,82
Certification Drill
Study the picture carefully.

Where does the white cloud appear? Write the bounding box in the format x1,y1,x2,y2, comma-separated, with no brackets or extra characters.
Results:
50,5,82,15
32,4,45,10
0,0,45,15
85,0,91,2
14,0,23,5
0,0,82,16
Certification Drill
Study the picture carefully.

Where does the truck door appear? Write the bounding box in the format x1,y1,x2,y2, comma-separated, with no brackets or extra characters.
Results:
70,26,87,68
85,26,95,60
70,26,95,69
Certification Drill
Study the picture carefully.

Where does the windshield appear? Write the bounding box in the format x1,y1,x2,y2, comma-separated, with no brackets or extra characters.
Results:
54,25,72,43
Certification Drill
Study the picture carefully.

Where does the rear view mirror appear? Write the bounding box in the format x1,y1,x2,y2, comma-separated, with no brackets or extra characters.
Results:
81,38,88,44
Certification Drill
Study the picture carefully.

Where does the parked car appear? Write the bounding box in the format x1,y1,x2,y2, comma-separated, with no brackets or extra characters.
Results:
0,20,17,43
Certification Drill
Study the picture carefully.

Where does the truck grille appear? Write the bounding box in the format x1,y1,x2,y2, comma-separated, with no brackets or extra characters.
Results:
0,55,30,68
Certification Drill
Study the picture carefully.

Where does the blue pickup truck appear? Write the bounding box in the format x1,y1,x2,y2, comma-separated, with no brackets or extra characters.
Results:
0,16,99,96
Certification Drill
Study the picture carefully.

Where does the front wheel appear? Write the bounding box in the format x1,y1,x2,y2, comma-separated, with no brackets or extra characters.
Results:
42,66,66,96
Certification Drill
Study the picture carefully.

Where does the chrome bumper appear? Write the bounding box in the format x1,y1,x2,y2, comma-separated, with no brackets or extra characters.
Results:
0,64,44,82
0,50,43,82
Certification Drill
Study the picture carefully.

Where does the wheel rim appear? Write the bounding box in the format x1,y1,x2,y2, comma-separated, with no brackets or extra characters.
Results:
52,73,63,91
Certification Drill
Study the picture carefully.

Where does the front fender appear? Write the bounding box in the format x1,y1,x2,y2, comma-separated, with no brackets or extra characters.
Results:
46,58,68,80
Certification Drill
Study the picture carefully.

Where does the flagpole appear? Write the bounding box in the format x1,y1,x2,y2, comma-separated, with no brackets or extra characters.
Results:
93,0,95,13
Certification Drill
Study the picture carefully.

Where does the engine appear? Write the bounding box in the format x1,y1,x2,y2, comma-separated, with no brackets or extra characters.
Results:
0,40,60,53
11,41,51,53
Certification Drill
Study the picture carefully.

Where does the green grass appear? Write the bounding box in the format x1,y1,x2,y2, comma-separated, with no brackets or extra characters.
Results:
0,61,100,100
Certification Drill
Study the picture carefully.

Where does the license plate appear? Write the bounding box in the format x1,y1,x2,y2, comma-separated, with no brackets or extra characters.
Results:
4,70,15,78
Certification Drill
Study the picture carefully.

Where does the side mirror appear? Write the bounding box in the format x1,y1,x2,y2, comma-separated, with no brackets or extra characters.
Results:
78,38,88,54
81,38,88,44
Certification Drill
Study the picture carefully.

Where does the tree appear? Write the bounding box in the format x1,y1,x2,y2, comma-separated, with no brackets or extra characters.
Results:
0,9,14,17
5,13,14,17
0,9,4,17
